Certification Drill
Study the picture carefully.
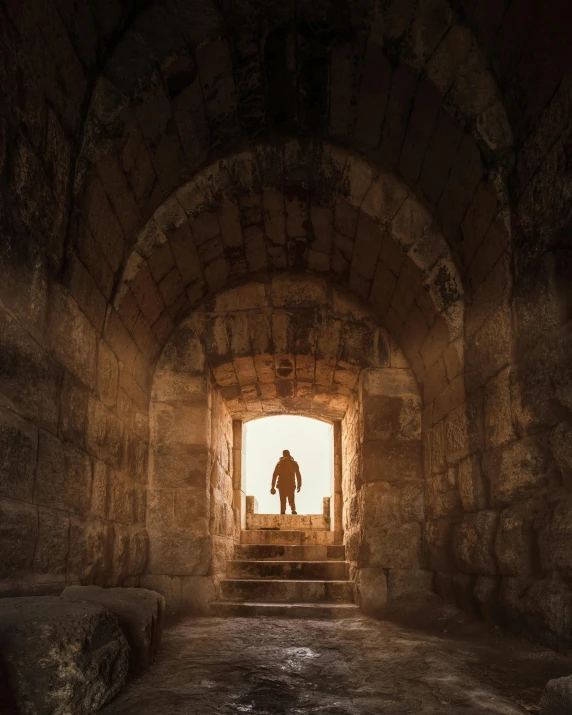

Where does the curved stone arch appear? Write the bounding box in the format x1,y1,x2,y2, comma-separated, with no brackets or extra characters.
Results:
78,0,512,177
114,141,465,381
147,273,424,611
153,274,405,422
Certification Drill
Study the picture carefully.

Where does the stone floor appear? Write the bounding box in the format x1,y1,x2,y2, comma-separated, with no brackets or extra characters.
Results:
101,609,572,714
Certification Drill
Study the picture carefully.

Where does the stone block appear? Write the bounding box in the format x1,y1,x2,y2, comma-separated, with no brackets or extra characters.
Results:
465,305,512,391
360,522,421,569
36,430,92,515
0,308,61,432
91,460,110,517
108,473,138,524
362,482,400,525
397,480,425,522
363,394,421,441
97,340,119,407
458,454,488,512
0,407,37,501
59,372,89,447
86,397,123,467
425,470,462,518
0,596,129,715
151,443,209,489
147,532,211,576
33,507,69,583
140,574,182,613
538,495,572,579
356,567,388,613
519,579,572,648
473,576,501,620
387,568,433,601
495,503,535,576
181,576,217,614
429,421,447,474
540,675,572,715
483,436,548,507
62,586,165,671
453,511,499,575
151,399,210,447
0,499,38,580
551,422,572,485
48,286,97,389
484,366,516,449
68,517,112,583
423,519,455,572
362,439,422,482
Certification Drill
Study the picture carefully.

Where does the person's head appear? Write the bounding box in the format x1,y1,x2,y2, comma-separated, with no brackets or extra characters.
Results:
282,449,291,458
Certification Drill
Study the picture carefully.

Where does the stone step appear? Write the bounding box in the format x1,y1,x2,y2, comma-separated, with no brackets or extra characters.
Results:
246,513,328,531
240,530,342,546
234,544,346,562
210,601,360,619
219,579,354,603
227,560,349,580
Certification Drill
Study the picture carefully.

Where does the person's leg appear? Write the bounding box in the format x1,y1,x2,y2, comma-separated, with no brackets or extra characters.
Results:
288,489,297,514
279,488,286,514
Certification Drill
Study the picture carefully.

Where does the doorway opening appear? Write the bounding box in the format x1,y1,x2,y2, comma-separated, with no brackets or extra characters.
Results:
243,416,334,515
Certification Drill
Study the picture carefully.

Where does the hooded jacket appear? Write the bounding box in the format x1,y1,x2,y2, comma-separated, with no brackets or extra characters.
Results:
271,456,302,491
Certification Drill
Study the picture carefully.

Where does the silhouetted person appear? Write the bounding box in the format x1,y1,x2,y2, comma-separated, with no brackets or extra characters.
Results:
271,450,302,515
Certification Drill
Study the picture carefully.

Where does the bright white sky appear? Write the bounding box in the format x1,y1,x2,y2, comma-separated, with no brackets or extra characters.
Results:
244,416,333,515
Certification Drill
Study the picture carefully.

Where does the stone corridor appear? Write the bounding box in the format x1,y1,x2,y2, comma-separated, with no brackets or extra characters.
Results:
101,613,572,715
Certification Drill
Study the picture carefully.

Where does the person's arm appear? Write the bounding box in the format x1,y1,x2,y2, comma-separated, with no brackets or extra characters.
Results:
271,464,279,490
295,462,302,491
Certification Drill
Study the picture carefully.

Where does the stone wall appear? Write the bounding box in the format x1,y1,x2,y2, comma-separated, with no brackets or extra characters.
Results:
0,283,149,597
342,366,428,612
145,323,235,612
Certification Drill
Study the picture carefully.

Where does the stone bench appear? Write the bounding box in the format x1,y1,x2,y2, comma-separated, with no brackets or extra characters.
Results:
62,586,165,672
0,596,129,715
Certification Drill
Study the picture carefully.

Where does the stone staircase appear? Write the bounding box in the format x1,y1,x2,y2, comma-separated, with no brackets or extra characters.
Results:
211,515,358,618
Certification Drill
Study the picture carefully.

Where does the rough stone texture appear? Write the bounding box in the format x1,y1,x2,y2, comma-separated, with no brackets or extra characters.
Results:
0,596,129,715
100,616,572,715
0,0,571,652
62,586,165,671
540,675,572,715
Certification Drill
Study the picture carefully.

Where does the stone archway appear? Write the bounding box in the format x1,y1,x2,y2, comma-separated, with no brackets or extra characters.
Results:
143,275,425,613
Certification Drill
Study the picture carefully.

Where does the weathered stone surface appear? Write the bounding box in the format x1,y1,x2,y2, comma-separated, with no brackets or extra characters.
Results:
147,532,211,576
0,596,129,714
181,576,217,614
68,517,113,583
518,579,572,647
86,397,124,467
538,495,572,579
540,675,572,715
356,567,388,612
0,407,37,501
360,523,421,569
0,499,38,580
454,511,499,575
36,430,92,514
483,437,548,507
387,568,433,600
48,287,97,389
362,439,422,482
0,308,61,432
63,586,165,671
495,503,536,577
33,507,69,582
458,454,488,512
423,519,455,572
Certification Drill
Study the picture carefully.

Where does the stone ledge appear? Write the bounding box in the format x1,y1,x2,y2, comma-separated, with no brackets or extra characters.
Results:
62,585,165,672
0,596,129,715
